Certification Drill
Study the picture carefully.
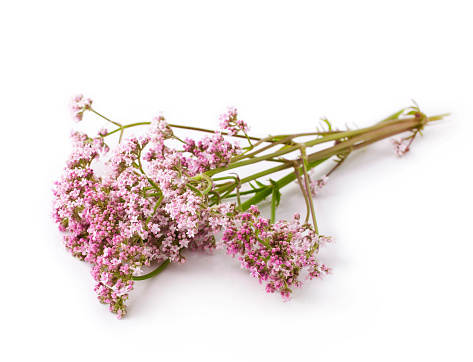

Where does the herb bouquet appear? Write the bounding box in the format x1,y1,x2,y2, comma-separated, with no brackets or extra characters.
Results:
52,95,447,318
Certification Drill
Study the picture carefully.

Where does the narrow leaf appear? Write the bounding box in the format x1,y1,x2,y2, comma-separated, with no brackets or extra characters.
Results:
380,108,406,122
255,180,265,188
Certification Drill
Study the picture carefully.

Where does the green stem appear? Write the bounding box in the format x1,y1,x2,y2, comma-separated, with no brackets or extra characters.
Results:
132,259,171,281
91,109,125,143
292,160,311,224
186,183,203,196
240,158,328,211
256,236,272,249
191,173,213,194
106,122,151,137
240,163,290,185
206,115,432,178
326,156,347,178
105,121,263,141
168,123,262,141
300,145,318,233
220,188,263,198
270,187,277,223
146,194,163,224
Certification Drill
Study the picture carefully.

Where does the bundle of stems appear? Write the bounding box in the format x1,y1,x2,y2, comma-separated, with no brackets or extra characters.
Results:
97,104,446,236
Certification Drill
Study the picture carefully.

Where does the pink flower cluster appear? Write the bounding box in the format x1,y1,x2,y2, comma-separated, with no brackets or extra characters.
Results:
142,115,174,162
391,137,410,156
219,107,250,136
296,172,329,197
70,94,93,122
221,205,332,301
70,130,109,153
309,173,329,197
183,132,241,174
53,118,240,318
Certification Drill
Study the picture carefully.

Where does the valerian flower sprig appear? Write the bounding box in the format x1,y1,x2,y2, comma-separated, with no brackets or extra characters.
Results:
52,95,448,318
222,206,333,300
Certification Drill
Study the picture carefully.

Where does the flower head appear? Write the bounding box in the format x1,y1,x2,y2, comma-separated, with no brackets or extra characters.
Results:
391,137,409,156
219,107,250,136
53,126,239,317
70,94,93,122
221,205,332,300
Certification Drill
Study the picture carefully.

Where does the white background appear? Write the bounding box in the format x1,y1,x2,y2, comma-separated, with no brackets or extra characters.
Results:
1,1,472,361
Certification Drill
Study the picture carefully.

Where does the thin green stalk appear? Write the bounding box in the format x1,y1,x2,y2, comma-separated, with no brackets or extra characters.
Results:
292,161,311,224
191,173,213,194
146,194,163,224
106,122,151,137
168,123,261,141
240,158,328,211
186,183,203,196
208,190,221,204
300,145,318,234
91,109,125,143
270,187,277,223
214,181,238,195
132,259,171,281
326,154,348,178
105,121,262,141
220,188,264,198
255,236,272,249
236,184,242,211
240,163,291,184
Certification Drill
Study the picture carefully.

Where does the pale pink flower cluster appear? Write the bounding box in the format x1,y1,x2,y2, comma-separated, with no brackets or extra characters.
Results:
296,172,329,197
183,132,242,174
219,107,250,136
70,130,109,154
221,206,332,301
391,137,410,156
53,122,239,318
143,116,174,162
70,94,93,122
309,173,329,197
109,135,150,177
149,114,173,140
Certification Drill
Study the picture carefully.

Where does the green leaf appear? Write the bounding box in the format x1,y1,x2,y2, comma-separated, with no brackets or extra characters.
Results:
270,180,279,223
380,108,406,122
320,117,332,131
269,179,281,206
255,180,266,188
279,144,294,151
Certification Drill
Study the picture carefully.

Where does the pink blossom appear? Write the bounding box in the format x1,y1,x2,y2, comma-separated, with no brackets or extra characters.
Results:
219,107,250,136
309,174,329,196
221,205,332,300
391,137,410,156
53,127,239,317
183,132,241,174
70,94,92,122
